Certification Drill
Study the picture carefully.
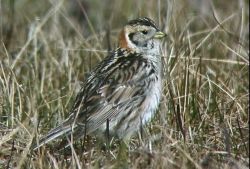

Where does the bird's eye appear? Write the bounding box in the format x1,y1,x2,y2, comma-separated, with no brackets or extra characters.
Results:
141,30,148,34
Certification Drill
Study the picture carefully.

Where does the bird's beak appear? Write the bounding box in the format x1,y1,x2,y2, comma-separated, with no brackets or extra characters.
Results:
154,31,166,39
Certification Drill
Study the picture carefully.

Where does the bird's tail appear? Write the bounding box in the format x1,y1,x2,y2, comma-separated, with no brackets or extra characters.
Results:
33,122,74,150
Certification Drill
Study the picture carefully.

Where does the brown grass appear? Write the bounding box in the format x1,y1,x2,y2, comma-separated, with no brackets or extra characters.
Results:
0,0,249,168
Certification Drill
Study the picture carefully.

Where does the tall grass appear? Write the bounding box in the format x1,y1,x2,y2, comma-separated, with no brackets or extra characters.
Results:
0,0,249,168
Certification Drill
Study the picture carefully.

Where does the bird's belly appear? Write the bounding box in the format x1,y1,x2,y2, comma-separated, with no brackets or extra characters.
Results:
140,79,162,124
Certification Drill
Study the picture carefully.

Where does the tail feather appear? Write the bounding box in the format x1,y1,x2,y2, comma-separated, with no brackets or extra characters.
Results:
33,124,73,150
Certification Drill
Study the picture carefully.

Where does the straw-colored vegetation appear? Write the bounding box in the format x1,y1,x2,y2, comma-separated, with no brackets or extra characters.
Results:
0,0,249,168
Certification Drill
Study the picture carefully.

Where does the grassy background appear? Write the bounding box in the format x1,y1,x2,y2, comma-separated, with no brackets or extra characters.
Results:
0,0,249,168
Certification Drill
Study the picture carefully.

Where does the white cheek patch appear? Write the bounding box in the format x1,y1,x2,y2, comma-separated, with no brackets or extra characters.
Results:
125,32,137,50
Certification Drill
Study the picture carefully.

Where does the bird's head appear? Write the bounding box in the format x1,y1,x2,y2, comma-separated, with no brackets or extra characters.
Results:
119,17,166,55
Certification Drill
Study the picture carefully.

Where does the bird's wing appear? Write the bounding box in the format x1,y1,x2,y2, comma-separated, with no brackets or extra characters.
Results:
34,49,157,149
70,48,158,134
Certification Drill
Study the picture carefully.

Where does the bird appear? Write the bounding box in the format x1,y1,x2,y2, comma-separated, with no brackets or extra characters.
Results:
34,17,166,149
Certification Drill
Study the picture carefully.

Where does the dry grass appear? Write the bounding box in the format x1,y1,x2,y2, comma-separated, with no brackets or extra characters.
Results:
0,0,249,168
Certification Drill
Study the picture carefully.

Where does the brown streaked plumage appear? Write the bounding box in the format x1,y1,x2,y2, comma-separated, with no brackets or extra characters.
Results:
34,17,166,149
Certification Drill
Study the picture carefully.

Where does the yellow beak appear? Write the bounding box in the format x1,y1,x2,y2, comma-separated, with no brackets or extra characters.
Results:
154,31,166,39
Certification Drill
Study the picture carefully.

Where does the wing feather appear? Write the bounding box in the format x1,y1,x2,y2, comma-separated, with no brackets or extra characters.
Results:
36,48,157,147
70,48,155,135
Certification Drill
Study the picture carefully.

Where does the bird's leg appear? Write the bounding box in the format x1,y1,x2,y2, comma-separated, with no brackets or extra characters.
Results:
105,118,110,152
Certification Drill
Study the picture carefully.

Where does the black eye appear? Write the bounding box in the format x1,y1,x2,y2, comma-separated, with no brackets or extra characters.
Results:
141,30,148,34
